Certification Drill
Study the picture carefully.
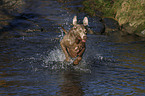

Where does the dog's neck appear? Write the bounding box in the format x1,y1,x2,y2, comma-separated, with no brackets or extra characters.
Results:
75,38,80,44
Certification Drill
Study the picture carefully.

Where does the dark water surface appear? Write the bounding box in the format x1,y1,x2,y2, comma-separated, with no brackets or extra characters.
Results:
0,0,145,96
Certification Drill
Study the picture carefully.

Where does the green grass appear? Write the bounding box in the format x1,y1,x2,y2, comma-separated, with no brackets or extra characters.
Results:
81,0,145,37
81,0,116,17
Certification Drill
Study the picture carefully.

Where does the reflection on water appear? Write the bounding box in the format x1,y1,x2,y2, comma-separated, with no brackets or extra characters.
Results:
59,71,84,96
0,0,145,96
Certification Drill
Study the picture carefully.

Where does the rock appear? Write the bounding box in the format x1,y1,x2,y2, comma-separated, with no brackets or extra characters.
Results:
134,22,145,37
135,29,145,37
89,16,102,22
89,22,105,35
103,18,120,30
115,0,145,37
1,0,25,14
121,22,145,37
122,24,135,34
87,16,105,34
101,18,120,35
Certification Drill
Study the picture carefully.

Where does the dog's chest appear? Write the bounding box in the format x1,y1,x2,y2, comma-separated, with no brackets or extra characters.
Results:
71,41,84,52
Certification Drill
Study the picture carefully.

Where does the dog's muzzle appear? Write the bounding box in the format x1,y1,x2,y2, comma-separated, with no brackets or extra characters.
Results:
82,36,87,42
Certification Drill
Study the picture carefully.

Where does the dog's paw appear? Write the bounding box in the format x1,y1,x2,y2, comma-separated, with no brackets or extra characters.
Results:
73,57,82,65
73,60,79,65
65,57,71,62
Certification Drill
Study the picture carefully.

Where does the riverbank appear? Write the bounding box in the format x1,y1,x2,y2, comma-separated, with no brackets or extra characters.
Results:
80,0,145,37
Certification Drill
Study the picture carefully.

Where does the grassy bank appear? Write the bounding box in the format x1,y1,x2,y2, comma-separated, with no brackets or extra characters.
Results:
80,0,145,37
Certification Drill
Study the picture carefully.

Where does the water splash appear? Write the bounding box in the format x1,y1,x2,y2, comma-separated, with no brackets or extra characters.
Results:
41,47,75,70
45,49,65,62
58,27,64,41
40,47,91,73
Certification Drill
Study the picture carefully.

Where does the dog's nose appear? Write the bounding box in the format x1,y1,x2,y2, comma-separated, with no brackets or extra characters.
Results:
83,36,87,40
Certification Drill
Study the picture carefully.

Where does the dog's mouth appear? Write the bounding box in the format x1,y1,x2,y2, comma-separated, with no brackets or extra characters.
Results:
82,39,86,42
78,36,87,42
78,37,87,42
82,36,87,42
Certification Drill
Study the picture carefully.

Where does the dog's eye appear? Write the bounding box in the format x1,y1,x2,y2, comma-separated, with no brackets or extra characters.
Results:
84,29,87,33
79,30,82,32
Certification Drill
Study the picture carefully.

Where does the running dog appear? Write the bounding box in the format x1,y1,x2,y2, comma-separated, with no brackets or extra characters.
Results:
60,16,88,65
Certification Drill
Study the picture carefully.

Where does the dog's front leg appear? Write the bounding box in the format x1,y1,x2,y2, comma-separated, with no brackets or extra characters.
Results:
73,47,85,65
60,42,70,62
78,47,85,57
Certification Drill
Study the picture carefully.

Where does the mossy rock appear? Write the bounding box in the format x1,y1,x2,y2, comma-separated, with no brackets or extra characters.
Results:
122,22,145,37
122,23,136,34
135,23,145,37
115,0,145,28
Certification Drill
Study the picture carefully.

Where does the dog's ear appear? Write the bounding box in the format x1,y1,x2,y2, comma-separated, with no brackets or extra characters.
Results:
73,16,77,25
83,17,88,26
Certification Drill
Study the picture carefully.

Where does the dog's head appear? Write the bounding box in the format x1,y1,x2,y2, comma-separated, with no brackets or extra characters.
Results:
72,16,88,42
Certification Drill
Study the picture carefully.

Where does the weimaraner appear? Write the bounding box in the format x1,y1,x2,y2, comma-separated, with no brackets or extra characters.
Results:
60,16,88,65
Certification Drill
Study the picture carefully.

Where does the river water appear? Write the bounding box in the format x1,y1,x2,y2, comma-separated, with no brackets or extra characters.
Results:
0,0,145,96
